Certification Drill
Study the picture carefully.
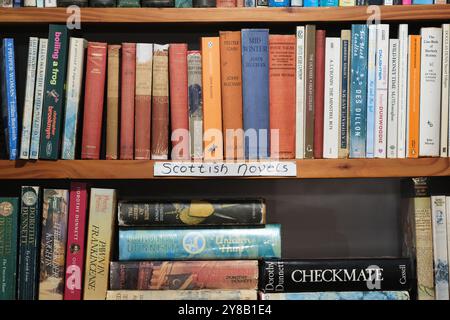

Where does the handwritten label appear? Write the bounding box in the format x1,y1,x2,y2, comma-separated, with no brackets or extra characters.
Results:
154,162,297,177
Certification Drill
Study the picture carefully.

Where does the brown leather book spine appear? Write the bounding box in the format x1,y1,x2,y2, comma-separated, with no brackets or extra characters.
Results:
304,25,316,159
216,0,236,6
106,45,121,160
269,35,296,159
169,43,190,160
120,43,136,160
313,30,326,159
81,42,107,160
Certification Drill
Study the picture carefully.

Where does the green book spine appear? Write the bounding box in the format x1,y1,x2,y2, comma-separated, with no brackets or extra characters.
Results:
0,198,19,300
117,0,140,5
175,0,192,6
39,24,68,160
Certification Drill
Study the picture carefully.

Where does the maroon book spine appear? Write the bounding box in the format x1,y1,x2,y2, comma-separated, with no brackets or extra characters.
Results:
313,30,326,159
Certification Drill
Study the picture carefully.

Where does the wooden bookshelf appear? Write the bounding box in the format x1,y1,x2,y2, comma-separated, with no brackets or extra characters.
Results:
0,158,448,179
0,5,450,24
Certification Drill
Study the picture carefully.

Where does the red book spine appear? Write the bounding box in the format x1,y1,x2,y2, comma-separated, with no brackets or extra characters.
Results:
216,0,236,6
81,42,107,159
313,30,326,159
169,44,189,160
64,182,87,300
120,43,136,160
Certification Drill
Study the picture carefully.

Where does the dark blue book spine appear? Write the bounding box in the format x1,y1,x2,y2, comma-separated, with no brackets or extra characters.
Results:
241,29,270,159
349,25,368,158
14,0,22,6
1,39,18,160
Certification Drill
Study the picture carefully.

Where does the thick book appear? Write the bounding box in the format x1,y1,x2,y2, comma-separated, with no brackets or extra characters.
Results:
339,30,351,159
119,224,281,260
295,26,305,159
106,45,121,160
260,291,410,300
62,38,86,160
387,39,399,159
1,39,18,160
220,31,244,160
397,24,408,158
120,43,136,160
106,289,257,300
407,35,421,159
19,37,38,160
89,0,116,5
18,187,41,300
269,35,296,159
64,183,87,300
175,0,192,6
135,43,153,160
83,188,117,300
366,24,377,159
0,198,18,300
118,199,266,226
151,44,170,160
259,258,413,293
187,50,203,160
39,25,68,160
441,24,450,157
109,261,258,290
304,25,316,159
39,189,69,300
313,30,326,159
169,44,189,160
241,29,270,159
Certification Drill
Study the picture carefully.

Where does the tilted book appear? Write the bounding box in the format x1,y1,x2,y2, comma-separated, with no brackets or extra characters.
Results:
366,24,377,159
397,24,409,159
187,50,203,160
339,30,351,159
304,25,316,159
387,39,399,159
106,289,257,300
441,24,450,157
260,291,410,300
106,45,121,160
119,224,281,260
295,26,305,159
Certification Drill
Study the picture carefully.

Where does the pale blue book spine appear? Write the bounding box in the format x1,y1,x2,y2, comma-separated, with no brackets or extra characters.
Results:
260,291,410,300
349,25,368,158
36,0,44,6
412,0,433,3
245,0,256,5
291,0,303,5
366,25,377,158
319,0,337,5
119,225,281,260
268,0,290,6
304,0,319,5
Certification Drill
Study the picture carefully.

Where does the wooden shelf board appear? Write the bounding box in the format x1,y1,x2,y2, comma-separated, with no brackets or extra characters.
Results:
0,6,450,24
0,158,449,179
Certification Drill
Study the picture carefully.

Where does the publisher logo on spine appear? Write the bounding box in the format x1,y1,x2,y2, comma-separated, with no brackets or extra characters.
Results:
0,201,13,217
22,190,37,206
183,232,206,254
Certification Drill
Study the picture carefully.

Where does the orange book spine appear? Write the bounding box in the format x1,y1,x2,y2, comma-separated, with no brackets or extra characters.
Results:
201,37,223,161
407,35,421,159
269,35,296,159
220,31,243,160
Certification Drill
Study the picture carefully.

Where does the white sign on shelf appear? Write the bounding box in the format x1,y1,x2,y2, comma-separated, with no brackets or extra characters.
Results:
153,161,297,177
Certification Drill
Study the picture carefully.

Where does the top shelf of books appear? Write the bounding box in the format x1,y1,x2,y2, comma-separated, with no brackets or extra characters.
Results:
1,5,450,24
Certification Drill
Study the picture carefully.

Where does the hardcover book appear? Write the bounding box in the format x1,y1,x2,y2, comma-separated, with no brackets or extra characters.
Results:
407,35,421,158
268,0,289,5
106,289,257,300
304,0,318,4
291,0,302,4
142,0,174,5
295,26,305,159
106,45,121,160
243,0,254,4
256,0,268,5
117,0,140,5
304,25,316,159
260,291,410,300
193,0,215,5
339,30,351,159
313,30,326,159
0,198,18,300
119,224,281,260
57,0,88,5
175,0,192,6
366,25,377,159
187,50,203,160
89,0,116,5
216,0,235,5
387,39,399,159
442,24,450,157
339,0,355,4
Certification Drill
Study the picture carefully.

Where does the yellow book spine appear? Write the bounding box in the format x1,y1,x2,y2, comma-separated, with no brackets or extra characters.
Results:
407,35,421,158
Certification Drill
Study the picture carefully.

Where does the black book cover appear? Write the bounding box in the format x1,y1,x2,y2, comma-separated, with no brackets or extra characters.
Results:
141,0,174,6
89,0,117,6
392,0,402,4
259,258,413,293
193,0,215,6
57,0,89,6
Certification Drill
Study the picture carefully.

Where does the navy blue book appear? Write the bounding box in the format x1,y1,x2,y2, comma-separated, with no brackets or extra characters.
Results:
14,0,22,6
241,29,270,159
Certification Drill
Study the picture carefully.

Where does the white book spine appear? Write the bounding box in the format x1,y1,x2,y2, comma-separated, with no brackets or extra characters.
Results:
29,39,48,160
375,24,389,158
442,24,450,157
397,24,409,158
24,0,37,6
387,39,399,159
19,37,39,160
323,38,341,159
432,196,450,300
44,0,56,6
419,27,442,157
384,0,393,4
295,26,306,159
446,196,450,294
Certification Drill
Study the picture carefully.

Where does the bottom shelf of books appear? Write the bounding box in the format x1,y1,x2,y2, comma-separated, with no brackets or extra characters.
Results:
0,177,447,301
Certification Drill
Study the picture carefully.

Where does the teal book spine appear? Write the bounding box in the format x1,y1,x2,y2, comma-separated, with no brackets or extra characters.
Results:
349,24,368,158
119,224,281,260
175,0,192,6
365,25,377,158
0,197,19,300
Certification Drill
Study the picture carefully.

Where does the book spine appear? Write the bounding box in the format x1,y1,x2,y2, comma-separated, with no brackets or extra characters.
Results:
106,289,257,300
118,199,266,226
384,0,393,3
323,37,341,159
151,44,170,160
339,30,351,159
169,43,189,160
20,37,38,160
313,30,326,159
441,25,450,157
36,0,43,5
117,0,140,5
1,0,13,5
57,0,89,5
260,259,413,293
339,0,355,4
83,188,117,300
435,0,446,3
446,196,450,296
24,0,37,5
366,25,377,159
407,35,421,158
187,51,203,160
39,25,68,160
193,0,215,5
269,35,296,160
241,29,270,160
175,0,193,7
268,0,289,5
403,0,411,3
45,0,56,5
134,43,153,160
256,0,266,5
412,0,433,3
397,24,408,158
106,45,121,160
319,0,337,4
119,224,281,260
109,260,258,290
220,31,244,160
304,25,316,159
304,0,318,5
387,39,399,159
120,43,137,160
29,39,48,160
64,183,87,300
349,25,368,158
374,24,389,158
236,0,243,5
89,0,117,6
18,187,40,300
216,0,235,5
1,39,18,160
260,291,410,300
291,0,302,4
295,26,305,159
0,198,18,300
243,0,255,5
62,38,86,160
431,196,449,300
39,189,69,300
419,28,442,157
